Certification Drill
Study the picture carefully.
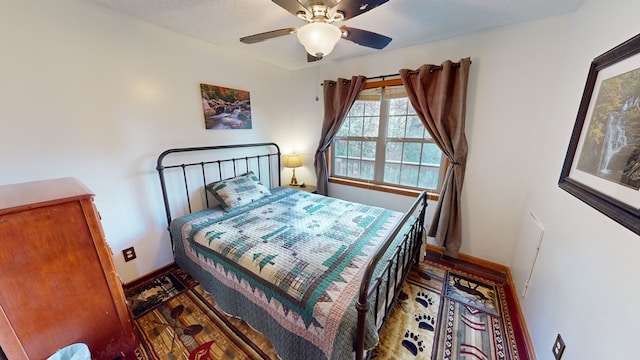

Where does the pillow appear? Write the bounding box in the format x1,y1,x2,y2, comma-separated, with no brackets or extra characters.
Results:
206,171,271,211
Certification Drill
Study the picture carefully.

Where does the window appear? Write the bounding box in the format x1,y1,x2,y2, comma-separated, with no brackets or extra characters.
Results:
331,83,446,193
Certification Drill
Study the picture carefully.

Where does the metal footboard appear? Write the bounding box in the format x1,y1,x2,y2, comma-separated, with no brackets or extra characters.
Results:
355,191,427,360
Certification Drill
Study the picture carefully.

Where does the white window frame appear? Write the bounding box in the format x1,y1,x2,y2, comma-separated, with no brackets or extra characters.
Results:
330,81,446,195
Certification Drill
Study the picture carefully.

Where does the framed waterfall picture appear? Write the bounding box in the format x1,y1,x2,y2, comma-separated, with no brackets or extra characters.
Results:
559,33,640,236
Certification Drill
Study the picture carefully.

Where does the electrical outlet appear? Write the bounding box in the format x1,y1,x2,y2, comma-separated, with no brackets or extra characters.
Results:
552,334,566,360
123,247,137,262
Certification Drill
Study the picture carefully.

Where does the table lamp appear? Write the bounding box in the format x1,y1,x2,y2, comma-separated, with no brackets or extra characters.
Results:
283,154,302,186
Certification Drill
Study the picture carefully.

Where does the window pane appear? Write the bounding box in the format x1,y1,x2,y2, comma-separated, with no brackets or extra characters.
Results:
421,143,443,166
334,139,347,157
386,142,402,162
384,163,401,184
349,117,363,137
362,141,376,160
347,159,360,178
363,117,379,137
406,116,425,138
402,142,421,164
349,101,364,116
400,164,419,187
388,116,406,138
337,119,349,136
361,160,375,180
418,167,439,189
389,98,409,116
364,100,380,116
334,157,346,176
347,140,362,158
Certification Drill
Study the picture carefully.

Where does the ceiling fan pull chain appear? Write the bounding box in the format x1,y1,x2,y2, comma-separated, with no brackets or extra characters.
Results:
315,63,320,101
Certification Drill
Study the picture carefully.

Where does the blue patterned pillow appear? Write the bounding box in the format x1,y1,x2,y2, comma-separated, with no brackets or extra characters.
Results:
206,171,271,211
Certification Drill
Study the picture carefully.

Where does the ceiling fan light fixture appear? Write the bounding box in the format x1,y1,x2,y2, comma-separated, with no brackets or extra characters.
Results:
296,22,342,58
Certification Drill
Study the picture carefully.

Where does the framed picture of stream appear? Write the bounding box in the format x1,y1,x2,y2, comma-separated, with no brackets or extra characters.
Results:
559,33,640,236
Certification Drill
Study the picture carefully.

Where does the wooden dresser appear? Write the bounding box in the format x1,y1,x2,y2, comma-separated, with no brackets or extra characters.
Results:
0,178,138,359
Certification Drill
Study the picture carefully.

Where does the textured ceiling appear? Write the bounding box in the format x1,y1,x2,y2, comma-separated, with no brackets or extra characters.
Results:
87,0,585,70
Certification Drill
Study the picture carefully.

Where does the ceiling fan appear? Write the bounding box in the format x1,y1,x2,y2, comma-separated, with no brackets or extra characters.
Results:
240,0,392,62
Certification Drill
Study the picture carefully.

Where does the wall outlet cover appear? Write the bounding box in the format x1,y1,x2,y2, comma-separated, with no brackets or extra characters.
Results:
552,334,566,360
123,247,136,262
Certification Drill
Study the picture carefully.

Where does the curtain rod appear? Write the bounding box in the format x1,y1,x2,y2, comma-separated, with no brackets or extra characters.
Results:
366,72,401,81
366,61,470,81
322,61,471,84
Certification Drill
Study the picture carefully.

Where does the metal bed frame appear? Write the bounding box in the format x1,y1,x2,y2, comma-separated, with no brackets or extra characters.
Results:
155,142,427,360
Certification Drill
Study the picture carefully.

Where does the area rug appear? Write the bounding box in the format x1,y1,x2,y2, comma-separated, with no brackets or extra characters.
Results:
128,271,186,318
126,260,528,360
372,260,526,360
125,267,278,360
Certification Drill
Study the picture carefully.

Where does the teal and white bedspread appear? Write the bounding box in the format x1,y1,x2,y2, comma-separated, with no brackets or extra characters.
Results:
171,187,405,360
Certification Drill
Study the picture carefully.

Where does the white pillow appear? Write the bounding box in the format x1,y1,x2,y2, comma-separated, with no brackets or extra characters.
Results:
206,171,271,211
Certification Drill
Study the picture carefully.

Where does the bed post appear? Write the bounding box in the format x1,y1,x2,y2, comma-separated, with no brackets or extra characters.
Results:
156,150,175,248
355,299,369,360
415,193,428,264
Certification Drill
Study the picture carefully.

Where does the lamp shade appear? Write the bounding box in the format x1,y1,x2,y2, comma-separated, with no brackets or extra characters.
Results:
284,154,303,168
296,22,342,57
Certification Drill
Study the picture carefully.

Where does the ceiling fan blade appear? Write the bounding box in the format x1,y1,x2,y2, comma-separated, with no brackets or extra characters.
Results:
272,0,310,17
329,0,389,20
240,28,297,44
340,26,391,49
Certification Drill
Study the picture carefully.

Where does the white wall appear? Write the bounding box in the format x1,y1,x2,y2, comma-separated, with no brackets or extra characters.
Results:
0,0,294,282
519,0,640,358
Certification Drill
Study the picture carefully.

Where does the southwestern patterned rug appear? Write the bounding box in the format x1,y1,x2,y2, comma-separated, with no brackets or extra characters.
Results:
125,259,529,360
125,267,278,360
373,259,528,360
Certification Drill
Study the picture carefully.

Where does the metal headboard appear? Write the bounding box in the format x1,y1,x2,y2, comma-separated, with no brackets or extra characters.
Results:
156,143,281,244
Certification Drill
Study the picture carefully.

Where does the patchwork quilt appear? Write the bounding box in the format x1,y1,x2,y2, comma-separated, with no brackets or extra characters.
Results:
174,188,405,360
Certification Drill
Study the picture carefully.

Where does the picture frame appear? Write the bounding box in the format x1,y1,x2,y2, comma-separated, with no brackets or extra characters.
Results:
559,33,640,235
200,83,252,130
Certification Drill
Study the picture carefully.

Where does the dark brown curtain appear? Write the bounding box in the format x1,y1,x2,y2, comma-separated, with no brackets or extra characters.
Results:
314,76,367,195
400,58,471,257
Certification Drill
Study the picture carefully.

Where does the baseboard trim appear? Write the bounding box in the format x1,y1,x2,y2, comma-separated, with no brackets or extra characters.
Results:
426,244,509,273
123,262,177,289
